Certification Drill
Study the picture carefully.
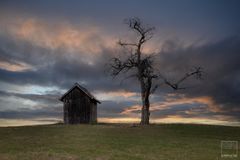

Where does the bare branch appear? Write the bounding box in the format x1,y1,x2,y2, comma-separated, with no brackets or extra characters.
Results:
176,67,203,84
118,40,138,47
108,55,138,78
159,67,204,90
124,17,155,45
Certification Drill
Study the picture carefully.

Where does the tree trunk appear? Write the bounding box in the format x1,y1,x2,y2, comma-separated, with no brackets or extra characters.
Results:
139,76,152,125
140,92,150,125
137,41,151,125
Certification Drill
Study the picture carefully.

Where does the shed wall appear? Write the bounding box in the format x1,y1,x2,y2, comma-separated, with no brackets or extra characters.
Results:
62,88,97,124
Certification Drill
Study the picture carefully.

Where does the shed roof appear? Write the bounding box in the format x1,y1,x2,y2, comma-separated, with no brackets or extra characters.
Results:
59,83,101,103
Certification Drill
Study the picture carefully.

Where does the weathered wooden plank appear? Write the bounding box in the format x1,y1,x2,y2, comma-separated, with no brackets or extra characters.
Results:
61,86,98,124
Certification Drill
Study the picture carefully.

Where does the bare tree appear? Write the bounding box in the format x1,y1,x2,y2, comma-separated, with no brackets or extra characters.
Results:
108,17,203,125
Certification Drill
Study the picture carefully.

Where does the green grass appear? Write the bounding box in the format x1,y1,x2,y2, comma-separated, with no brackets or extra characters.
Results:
0,123,239,160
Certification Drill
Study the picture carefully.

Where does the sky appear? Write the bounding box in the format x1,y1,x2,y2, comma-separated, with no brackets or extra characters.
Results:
0,0,240,126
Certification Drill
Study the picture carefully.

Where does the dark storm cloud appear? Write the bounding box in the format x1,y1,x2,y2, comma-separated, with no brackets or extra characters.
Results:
0,89,63,119
0,26,240,121
1,0,240,40
155,36,240,119
0,35,54,66
0,32,139,92
98,100,138,118
0,89,138,119
0,108,62,119
0,0,240,123
0,100,138,120
0,90,60,105
0,32,140,119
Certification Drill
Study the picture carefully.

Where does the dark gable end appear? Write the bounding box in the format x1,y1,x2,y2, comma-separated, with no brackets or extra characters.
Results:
59,83,101,104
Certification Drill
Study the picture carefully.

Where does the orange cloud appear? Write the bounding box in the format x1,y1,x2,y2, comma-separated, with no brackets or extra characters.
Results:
121,94,222,117
98,117,139,123
3,16,164,56
0,61,33,72
121,105,141,116
151,116,240,126
107,90,138,98
94,90,139,101
98,117,240,126
6,18,116,55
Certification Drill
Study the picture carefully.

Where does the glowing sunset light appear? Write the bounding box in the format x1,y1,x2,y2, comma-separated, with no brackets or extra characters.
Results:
0,61,33,72
0,0,239,126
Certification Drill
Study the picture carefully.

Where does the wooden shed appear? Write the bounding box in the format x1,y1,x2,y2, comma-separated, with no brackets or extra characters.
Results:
60,83,100,124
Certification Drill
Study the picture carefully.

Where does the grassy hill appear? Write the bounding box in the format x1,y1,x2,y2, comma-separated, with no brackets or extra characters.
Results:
0,123,239,160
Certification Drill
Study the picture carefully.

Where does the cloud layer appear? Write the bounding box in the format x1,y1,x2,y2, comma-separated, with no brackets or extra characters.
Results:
0,1,240,126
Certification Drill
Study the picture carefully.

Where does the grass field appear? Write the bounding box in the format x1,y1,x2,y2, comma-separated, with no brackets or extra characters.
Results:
0,123,239,160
